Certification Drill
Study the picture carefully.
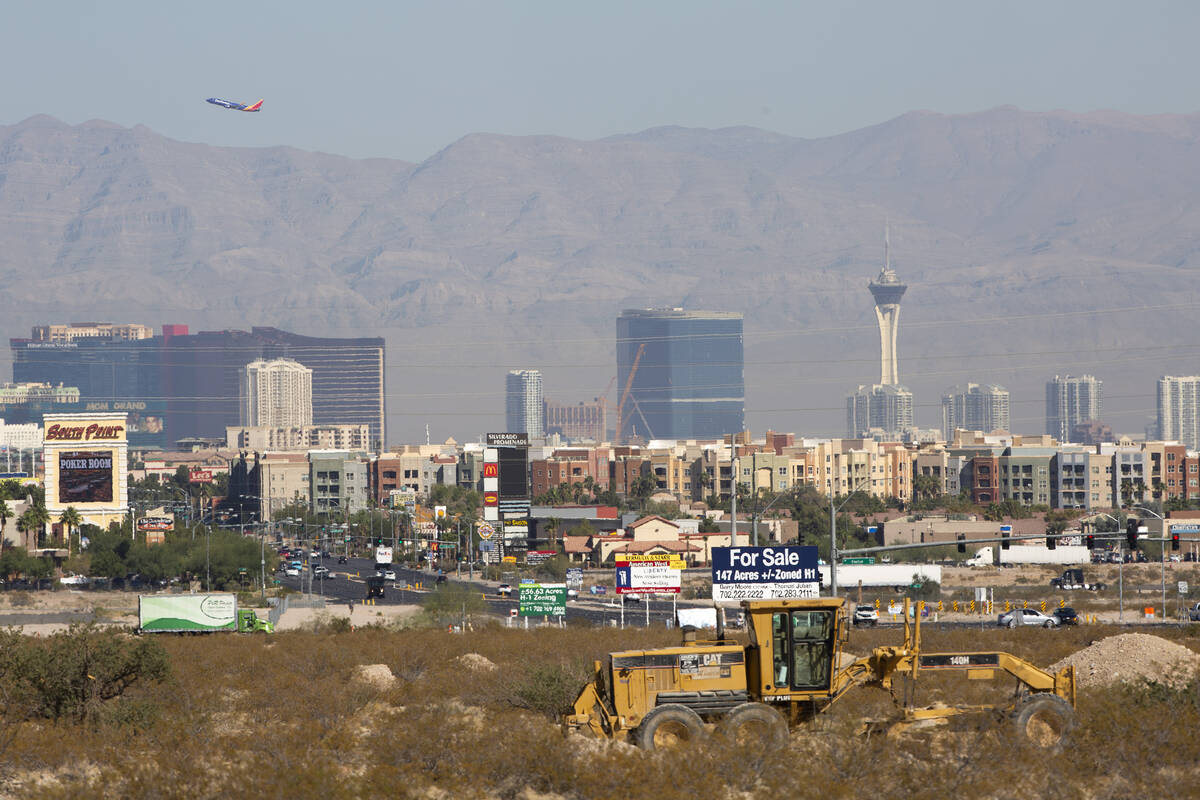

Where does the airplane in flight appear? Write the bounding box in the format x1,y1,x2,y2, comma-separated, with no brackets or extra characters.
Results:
205,97,263,112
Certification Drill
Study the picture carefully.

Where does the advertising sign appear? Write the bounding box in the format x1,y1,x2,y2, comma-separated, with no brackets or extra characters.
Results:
518,583,566,617
45,421,125,442
189,469,215,484
138,594,237,633
615,556,682,594
137,516,174,532
486,433,530,447
566,567,583,588
58,450,114,503
526,550,557,565
374,546,393,565
710,545,820,601
477,523,495,540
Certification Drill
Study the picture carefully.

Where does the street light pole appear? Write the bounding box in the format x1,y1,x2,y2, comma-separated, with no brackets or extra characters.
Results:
830,474,870,598
1134,505,1167,619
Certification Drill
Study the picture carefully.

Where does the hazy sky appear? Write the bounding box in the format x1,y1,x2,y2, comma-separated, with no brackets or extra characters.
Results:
4,1,1197,163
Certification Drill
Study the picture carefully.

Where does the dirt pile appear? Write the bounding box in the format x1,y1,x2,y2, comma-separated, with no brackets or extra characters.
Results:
457,652,497,671
353,664,397,690
1051,633,1200,688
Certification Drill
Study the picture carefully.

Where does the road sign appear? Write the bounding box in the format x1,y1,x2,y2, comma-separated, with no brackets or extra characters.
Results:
843,557,874,565
1179,581,1189,594
518,583,566,617
478,523,495,540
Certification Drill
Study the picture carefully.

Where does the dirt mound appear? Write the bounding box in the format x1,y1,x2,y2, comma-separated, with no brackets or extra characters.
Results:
1052,633,1200,688
353,664,397,690
457,652,497,671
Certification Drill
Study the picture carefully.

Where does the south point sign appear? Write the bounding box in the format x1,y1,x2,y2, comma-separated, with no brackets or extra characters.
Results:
45,423,126,442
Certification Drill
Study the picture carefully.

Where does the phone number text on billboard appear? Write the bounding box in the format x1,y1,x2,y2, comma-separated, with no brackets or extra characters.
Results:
712,583,820,601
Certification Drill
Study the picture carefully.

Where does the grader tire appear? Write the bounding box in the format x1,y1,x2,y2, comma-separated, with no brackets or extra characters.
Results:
635,704,706,751
1012,694,1076,750
716,703,788,747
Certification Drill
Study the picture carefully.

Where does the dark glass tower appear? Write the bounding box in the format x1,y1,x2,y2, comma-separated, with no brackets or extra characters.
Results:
616,309,744,441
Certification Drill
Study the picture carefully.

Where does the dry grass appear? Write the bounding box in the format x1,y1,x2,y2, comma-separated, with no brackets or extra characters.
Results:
1,621,1198,799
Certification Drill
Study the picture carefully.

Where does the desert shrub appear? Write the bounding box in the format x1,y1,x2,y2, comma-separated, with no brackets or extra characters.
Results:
0,625,169,724
6,591,34,608
497,659,590,718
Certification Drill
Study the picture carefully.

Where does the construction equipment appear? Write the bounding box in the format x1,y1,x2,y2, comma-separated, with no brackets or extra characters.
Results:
615,343,646,442
564,597,1076,750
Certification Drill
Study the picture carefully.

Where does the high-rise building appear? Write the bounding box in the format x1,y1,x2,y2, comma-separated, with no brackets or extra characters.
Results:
616,308,744,441
13,324,386,450
869,228,907,386
505,370,544,437
240,358,313,428
941,383,1010,440
1045,375,1102,442
847,384,914,439
1157,375,1200,449
544,398,606,441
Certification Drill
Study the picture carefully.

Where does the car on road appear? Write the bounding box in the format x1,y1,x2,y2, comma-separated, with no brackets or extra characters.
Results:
312,566,330,578
853,606,879,626
285,567,300,577
566,588,578,600
1189,602,1200,621
1052,607,1079,626
497,584,513,596
997,608,1058,628
337,556,347,564
623,593,641,603
435,574,447,585
382,569,396,581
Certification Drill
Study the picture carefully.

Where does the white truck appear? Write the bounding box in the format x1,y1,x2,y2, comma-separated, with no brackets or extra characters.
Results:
967,545,1090,567
820,563,942,589
138,594,273,634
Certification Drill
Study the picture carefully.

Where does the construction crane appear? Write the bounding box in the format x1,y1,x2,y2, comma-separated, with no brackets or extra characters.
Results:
616,343,645,443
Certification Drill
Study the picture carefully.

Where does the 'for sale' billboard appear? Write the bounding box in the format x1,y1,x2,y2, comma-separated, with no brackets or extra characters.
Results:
711,545,820,601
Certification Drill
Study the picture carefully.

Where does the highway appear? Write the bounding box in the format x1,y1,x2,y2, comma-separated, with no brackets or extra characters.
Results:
277,555,682,626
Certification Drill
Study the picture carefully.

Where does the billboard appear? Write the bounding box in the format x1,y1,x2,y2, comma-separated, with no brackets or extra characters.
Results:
615,555,683,595
710,545,820,601
137,516,174,532
82,400,165,448
189,469,215,484
58,450,115,504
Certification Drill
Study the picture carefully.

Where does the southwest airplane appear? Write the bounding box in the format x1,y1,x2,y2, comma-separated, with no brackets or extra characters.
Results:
205,97,263,112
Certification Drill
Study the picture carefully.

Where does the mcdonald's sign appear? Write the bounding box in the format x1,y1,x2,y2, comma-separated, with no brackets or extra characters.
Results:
483,463,498,478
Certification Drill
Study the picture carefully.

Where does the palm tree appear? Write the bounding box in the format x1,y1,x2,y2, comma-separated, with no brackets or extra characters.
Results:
59,506,82,555
0,499,11,549
26,504,51,549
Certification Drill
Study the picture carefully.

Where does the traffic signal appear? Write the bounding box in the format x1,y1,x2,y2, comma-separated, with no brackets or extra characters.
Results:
956,533,965,553
1172,531,1181,551
1085,534,1095,550
1046,534,1056,551
1001,529,1010,550
1126,518,1139,550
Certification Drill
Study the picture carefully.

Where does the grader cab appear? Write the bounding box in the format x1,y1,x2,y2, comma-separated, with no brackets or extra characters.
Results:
564,597,1076,750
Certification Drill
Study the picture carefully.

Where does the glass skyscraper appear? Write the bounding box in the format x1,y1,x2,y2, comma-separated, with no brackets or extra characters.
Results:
616,309,744,441
505,369,544,437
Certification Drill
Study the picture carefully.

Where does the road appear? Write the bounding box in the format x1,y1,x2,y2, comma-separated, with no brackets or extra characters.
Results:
277,555,682,626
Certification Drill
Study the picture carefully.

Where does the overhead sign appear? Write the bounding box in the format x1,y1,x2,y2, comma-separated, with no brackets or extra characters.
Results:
843,557,874,565
1171,525,1200,534
616,557,682,594
711,545,820,602
137,516,174,532
518,583,566,617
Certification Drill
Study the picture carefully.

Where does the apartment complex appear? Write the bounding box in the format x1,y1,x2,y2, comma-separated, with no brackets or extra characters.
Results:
941,383,1009,440
1046,375,1102,442
505,370,544,438
1157,375,1200,450
847,384,914,438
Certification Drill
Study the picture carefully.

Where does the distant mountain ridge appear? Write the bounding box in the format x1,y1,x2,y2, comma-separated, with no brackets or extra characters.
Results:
1,107,1198,441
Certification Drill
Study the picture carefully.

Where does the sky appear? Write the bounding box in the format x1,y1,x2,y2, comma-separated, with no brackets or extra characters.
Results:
3,1,1199,163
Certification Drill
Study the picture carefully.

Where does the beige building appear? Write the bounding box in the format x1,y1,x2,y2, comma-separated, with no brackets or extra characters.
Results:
226,424,370,452
31,323,152,342
239,358,313,428
258,453,311,520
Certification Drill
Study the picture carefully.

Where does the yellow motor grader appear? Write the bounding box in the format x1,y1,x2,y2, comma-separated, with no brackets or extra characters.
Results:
564,597,1076,750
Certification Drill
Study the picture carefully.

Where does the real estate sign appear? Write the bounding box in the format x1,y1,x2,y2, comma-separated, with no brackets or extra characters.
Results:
711,545,820,601
615,555,683,595
518,583,566,617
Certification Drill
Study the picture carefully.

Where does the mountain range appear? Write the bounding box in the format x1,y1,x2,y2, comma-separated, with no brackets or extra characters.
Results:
2,106,1199,442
